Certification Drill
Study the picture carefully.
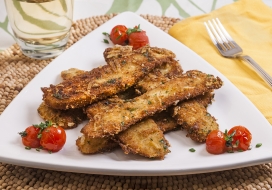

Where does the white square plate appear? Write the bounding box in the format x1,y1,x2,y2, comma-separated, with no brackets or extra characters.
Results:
0,12,271,176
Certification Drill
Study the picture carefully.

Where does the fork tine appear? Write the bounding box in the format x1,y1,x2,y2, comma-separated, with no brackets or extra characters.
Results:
207,20,224,45
215,18,236,48
215,18,233,42
204,22,217,45
211,19,234,50
211,19,230,46
204,20,228,51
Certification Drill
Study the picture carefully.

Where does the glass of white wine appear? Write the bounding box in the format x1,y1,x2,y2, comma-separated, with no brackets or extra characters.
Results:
4,0,74,59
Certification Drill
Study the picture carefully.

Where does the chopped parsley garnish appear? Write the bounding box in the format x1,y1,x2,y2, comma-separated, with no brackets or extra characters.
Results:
102,32,110,37
103,39,109,44
107,78,116,84
256,143,262,148
127,24,142,35
189,148,195,152
19,131,27,137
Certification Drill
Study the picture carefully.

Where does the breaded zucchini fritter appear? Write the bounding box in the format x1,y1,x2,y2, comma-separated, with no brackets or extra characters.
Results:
76,110,177,156
115,119,170,160
172,92,219,143
37,102,87,129
82,70,223,138
76,135,118,154
41,46,175,110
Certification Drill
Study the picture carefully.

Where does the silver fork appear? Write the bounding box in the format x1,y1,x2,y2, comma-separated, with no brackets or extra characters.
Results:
204,18,272,89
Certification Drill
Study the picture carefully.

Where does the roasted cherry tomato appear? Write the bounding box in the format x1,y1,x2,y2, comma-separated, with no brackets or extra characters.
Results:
206,130,226,154
40,125,66,152
227,126,252,151
110,25,128,45
19,126,41,148
128,30,149,50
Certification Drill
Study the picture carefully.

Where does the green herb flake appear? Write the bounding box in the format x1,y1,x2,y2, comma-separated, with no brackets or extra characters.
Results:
224,129,236,148
102,32,110,37
37,133,42,139
189,148,195,152
235,140,240,147
128,108,137,112
143,51,149,57
25,146,31,150
19,131,27,137
127,24,142,35
107,78,116,84
159,139,164,143
116,34,122,40
53,92,63,99
103,39,109,44
159,139,168,150
256,143,262,148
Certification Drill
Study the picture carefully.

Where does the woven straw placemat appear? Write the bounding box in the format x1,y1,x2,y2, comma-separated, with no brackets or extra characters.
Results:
1,14,272,190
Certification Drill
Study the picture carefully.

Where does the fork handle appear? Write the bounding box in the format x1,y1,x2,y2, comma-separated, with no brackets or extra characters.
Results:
241,55,272,89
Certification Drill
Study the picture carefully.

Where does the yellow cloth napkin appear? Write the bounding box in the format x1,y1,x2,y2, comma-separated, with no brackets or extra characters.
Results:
169,0,272,124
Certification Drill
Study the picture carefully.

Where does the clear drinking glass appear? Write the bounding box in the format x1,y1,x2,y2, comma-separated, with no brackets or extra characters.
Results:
4,0,74,59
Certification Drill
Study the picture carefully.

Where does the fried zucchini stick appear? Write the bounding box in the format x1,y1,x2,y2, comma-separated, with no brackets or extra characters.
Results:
76,136,118,154
76,111,177,155
41,46,175,110
115,119,170,159
38,68,88,129
77,94,214,153
37,102,87,129
82,70,223,138
136,64,220,143
172,92,219,142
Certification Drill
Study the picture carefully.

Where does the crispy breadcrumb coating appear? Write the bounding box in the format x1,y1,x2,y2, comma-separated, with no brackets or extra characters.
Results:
172,92,218,142
82,70,223,138
37,102,87,129
41,46,175,110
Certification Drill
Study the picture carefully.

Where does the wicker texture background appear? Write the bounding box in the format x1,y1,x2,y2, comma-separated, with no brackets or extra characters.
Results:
1,14,272,190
